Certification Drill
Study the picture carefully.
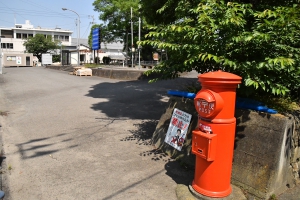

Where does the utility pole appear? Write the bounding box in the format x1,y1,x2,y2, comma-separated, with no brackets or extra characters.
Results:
89,15,95,25
138,4,141,70
77,18,80,66
62,8,80,67
0,29,2,75
138,17,141,70
60,42,63,66
89,15,95,63
131,7,134,68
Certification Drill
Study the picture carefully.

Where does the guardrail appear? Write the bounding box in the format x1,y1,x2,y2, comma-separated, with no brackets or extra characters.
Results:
128,61,159,68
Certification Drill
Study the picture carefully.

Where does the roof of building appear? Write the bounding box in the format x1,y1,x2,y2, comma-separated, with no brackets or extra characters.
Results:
0,20,72,33
71,39,124,51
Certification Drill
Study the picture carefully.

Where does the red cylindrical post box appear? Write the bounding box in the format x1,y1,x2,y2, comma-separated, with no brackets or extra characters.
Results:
191,70,242,197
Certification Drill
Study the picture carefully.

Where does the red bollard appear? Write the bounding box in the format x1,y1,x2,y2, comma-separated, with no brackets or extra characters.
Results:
191,70,242,198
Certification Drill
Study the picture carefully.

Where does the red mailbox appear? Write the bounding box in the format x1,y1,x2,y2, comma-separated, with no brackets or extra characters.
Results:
191,70,242,198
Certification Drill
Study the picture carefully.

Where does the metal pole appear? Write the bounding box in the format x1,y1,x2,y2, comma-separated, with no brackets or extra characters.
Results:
62,8,80,67
60,42,63,66
138,17,141,70
131,7,134,68
78,17,80,66
0,30,2,75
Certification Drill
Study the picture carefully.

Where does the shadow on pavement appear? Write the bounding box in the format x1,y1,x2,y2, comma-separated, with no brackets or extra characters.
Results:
15,133,78,160
86,78,198,120
165,160,194,185
120,120,157,146
85,78,199,189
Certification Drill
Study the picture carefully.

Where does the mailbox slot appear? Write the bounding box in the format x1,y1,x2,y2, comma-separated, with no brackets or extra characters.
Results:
192,130,217,161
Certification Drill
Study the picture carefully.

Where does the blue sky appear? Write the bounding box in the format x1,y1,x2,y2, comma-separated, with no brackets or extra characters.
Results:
0,0,101,39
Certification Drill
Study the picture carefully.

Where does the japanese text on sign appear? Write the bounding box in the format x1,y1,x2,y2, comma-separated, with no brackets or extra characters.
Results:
196,99,215,114
165,108,192,151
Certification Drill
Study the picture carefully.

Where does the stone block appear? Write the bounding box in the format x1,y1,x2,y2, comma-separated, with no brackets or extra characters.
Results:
152,96,197,166
92,68,112,78
232,110,294,199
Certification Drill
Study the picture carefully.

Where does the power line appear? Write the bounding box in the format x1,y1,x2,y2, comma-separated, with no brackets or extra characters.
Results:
0,19,14,24
0,9,90,19
19,0,70,17
82,23,91,39
0,0,98,39
89,15,95,25
1,1,27,21
19,0,92,18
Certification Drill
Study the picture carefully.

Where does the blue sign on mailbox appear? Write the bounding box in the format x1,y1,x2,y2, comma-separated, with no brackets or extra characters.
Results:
92,28,101,50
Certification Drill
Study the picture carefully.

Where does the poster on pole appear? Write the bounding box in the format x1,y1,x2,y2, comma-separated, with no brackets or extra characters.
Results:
164,108,192,151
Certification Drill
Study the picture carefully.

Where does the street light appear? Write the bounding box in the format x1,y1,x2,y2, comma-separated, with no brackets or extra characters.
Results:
62,8,80,67
0,31,3,75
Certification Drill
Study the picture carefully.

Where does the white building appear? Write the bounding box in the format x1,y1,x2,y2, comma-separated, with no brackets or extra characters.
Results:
0,20,126,66
0,20,72,66
0,20,72,53
71,41,126,65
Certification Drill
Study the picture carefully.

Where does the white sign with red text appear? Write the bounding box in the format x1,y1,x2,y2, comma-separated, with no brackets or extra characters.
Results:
164,108,192,151
16,56,22,64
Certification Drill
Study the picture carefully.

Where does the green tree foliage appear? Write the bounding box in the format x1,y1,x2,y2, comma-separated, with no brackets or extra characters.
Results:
23,34,59,62
139,0,178,25
92,0,158,62
93,0,139,47
139,0,300,98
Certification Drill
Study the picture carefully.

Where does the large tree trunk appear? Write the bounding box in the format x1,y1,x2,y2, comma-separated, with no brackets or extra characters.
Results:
36,54,42,62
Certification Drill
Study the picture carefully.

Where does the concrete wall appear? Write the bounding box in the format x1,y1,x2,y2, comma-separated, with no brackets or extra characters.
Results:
2,53,33,67
92,68,149,80
45,65,162,81
232,110,296,199
152,96,300,200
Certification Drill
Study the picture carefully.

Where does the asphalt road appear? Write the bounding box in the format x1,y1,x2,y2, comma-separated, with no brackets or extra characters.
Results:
0,67,196,200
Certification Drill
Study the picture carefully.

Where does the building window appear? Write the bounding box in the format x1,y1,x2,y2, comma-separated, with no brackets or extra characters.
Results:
1,43,14,49
22,33,27,39
16,33,22,38
65,36,69,41
54,35,59,40
7,56,16,61
28,34,33,38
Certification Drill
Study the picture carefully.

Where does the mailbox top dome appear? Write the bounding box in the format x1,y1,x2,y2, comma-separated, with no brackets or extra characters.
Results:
198,70,242,84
